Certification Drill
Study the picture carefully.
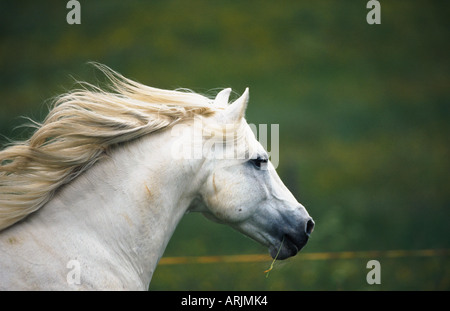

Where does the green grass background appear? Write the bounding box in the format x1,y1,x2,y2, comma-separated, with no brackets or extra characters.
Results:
1,1,449,290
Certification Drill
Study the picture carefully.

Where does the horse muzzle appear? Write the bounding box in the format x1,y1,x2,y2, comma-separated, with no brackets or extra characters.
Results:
269,217,315,260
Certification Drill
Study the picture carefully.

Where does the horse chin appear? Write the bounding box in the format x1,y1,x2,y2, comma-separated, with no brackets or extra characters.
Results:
269,246,297,260
269,235,306,260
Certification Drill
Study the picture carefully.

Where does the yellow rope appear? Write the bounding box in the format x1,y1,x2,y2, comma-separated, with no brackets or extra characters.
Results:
159,249,450,266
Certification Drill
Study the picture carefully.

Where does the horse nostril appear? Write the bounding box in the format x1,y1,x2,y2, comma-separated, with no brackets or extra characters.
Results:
305,218,315,236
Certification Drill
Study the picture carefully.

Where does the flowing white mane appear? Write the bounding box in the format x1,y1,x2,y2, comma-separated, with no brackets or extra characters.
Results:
0,63,222,231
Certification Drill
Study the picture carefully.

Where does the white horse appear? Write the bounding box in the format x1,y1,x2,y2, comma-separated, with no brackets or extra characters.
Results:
0,64,314,290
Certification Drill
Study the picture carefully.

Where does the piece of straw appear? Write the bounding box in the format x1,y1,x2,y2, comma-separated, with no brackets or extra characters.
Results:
264,237,284,278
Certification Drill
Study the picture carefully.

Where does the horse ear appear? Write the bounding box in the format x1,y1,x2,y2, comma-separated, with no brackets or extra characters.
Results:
214,88,232,107
225,88,249,122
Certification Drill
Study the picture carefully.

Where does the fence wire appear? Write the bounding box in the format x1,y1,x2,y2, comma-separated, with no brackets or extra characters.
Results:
159,249,450,265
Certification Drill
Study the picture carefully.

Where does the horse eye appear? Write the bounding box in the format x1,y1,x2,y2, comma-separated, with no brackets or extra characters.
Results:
250,157,268,169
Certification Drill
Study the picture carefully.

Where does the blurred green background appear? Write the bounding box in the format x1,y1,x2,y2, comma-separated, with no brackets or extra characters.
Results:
1,1,449,290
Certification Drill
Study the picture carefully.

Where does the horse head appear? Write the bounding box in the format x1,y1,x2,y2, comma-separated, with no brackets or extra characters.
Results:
190,88,314,260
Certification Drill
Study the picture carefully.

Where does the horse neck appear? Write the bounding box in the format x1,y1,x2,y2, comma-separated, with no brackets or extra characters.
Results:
40,130,198,288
